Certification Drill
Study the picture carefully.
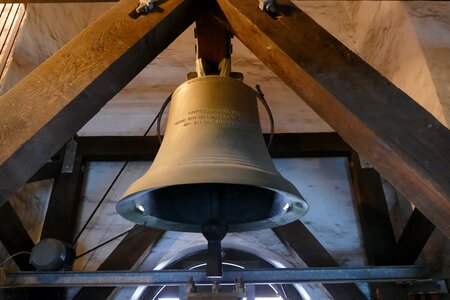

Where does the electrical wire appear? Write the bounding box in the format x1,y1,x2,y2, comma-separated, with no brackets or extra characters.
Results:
75,229,131,259
255,84,275,149
72,93,172,246
0,251,31,267
72,85,272,252
156,94,172,143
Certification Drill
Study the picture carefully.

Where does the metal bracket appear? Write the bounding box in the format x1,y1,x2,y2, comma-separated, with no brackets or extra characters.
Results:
136,0,158,15
258,0,277,13
186,277,246,299
408,280,448,294
359,156,373,169
61,139,77,174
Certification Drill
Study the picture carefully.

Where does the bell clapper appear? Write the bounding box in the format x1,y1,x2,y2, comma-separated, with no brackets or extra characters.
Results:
201,219,228,278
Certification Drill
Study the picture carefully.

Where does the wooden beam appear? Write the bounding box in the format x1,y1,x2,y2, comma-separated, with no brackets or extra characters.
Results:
73,225,164,300
25,142,85,300
0,0,116,2
195,13,231,72
40,150,84,243
214,0,450,237
26,161,62,183
0,0,424,3
349,152,407,299
268,133,350,158
273,221,367,300
349,152,397,266
76,133,351,161
395,208,435,265
0,202,34,270
0,0,201,207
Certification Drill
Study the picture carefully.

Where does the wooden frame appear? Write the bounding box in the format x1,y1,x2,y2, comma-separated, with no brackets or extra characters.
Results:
0,0,201,207
0,133,437,298
213,0,450,237
0,0,448,238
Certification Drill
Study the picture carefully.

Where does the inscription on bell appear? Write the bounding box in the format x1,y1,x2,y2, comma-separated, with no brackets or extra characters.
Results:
174,108,253,128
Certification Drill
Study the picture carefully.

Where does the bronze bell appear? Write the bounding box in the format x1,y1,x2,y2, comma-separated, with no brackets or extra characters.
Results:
116,76,308,232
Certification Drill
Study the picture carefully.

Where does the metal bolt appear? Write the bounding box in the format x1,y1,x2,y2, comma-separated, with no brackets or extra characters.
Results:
185,277,196,293
212,281,220,293
235,276,245,293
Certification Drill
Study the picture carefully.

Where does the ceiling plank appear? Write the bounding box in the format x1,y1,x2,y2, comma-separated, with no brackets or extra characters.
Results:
73,225,164,300
214,0,450,237
0,0,201,207
273,221,367,300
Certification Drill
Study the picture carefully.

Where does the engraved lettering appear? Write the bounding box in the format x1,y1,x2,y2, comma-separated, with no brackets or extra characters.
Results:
175,107,255,128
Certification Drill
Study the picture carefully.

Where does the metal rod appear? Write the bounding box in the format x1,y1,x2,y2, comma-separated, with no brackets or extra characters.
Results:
0,266,438,288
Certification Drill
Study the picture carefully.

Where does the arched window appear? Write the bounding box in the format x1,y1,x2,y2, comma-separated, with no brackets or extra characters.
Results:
138,248,302,300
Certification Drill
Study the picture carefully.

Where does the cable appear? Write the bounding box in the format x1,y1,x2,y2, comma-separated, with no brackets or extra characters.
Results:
0,251,31,267
156,94,172,143
255,84,275,149
75,229,131,259
72,94,172,245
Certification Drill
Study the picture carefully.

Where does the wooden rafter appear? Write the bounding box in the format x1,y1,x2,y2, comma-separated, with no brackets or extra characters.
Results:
213,0,450,237
26,161,62,183
349,152,397,266
2,0,447,238
73,225,164,300
40,144,84,243
0,2,446,294
195,13,231,72
0,202,34,270
75,133,350,161
0,0,114,2
0,0,201,207
395,208,435,265
273,221,367,300
349,152,407,299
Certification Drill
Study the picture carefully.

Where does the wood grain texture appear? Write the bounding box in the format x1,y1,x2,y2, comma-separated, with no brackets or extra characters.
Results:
214,0,450,237
0,0,201,206
196,13,230,72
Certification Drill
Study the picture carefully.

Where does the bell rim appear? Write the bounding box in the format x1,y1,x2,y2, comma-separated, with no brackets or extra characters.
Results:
116,182,308,233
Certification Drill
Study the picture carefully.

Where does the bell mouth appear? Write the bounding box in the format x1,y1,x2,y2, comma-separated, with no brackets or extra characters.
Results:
116,183,307,232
